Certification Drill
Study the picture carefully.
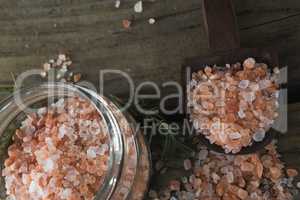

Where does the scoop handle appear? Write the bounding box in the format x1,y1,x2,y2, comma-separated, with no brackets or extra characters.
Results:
202,0,240,51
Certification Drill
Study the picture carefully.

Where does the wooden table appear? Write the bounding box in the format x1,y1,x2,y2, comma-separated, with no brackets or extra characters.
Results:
0,0,300,196
0,0,300,99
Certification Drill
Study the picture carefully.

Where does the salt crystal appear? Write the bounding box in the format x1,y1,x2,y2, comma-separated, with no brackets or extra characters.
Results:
243,57,256,69
229,132,241,140
273,67,280,74
58,54,66,62
40,71,47,78
253,129,266,142
43,63,51,71
238,80,249,89
249,83,260,91
211,172,220,183
52,98,64,108
37,107,47,116
99,144,109,155
149,18,156,24
244,92,256,102
238,109,246,119
45,137,56,152
61,65,68,73
58,125,66,139
29,180,44,197
115,0,121,8
297,182,300,189
59,188,72,199
193,120,200,129
42,158,55,172
226,171,234,183
22,174,31,185
258,79,271,90
87,147,97,159
134,1,143,13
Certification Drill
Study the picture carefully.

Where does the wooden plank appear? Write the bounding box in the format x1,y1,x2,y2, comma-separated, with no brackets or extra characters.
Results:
0,0,299,100
234,0,300,29
202,0,240,50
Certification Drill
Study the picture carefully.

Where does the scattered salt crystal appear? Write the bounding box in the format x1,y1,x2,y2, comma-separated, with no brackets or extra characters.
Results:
115,0,121,8
43,63,51,71
297,182,300,189
149,18,156,24
40,71,47,78
238,80,249,89
61,65,68,72
58,54,66,61
134,1,143,13
253,129,266,142
56,59,63,66
229,132,241,140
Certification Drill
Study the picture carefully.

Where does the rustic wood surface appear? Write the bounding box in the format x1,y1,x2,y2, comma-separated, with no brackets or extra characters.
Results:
0,0,299,99
0,0,300,197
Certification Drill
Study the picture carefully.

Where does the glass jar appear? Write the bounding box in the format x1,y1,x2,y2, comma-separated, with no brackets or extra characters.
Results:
0,83,151,200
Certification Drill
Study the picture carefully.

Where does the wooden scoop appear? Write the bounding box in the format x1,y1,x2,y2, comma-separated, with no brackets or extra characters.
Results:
182,0,280,154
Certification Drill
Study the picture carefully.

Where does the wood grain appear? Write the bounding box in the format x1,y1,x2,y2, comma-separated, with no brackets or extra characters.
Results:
0,0,299,101
202,0,240,50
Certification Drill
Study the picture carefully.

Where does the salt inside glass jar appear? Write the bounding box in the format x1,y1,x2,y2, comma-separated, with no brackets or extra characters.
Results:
0,83,150,200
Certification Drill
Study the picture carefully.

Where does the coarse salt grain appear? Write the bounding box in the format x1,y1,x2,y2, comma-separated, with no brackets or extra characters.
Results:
4,97,110,200
229,132,242,140
87,146,98,159
134,1,143,13
253,129,266,142
238,80,249,89
149,18,156,24
115,0,121,8
189,58,280,153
